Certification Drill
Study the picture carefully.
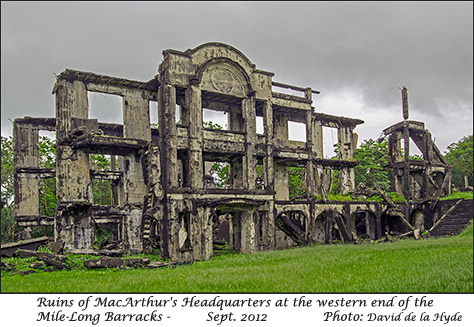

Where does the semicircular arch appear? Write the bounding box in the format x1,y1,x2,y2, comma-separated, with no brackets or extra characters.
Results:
197,58,252,98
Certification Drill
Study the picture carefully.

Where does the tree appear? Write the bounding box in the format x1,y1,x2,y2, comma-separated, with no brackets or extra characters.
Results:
39,136,57,218
444,135,473,187
1,136,15,242
353,138,391,191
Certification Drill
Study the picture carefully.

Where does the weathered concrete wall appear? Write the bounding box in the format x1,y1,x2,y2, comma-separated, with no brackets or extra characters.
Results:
13,123,40,219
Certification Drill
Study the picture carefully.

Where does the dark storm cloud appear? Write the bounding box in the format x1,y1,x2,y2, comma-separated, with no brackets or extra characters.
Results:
1,1,472,149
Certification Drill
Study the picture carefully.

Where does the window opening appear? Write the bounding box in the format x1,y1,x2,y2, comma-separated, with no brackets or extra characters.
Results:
256,116,264,135
149,100,158,128
322,126,337,158
203,108,228,130
205,161,230,189
88,92,123,124
288,121,306,142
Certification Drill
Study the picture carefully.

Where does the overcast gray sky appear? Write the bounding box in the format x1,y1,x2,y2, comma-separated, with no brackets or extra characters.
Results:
1,1,472,156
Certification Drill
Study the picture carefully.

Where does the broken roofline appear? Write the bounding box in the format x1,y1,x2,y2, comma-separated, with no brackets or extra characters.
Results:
55,69,326,106
55,69,159,93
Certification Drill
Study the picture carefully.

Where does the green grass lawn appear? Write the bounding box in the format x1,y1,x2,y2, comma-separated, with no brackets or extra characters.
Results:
1,224,472,293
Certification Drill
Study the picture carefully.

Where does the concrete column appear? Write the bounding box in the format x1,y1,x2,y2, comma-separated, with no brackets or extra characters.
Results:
190,208,202,260
339,167,355,194
243,96,257,190
55,79,91,203
263,100,274,191
230,157,244,188
389,132,403,162
305,111,315,197
393,168,404,194
403,124,411,198
123,91,151,141
122,91,150,204
228,108,243,132
185,85,203,189
201,206,213,260
121,90,151,252
13,123,40,217
312,119,324,159
240,209,256,254
158,83,178,190
337,125,356,194
275,163,289,200
337,125,354,160
274,112,289,141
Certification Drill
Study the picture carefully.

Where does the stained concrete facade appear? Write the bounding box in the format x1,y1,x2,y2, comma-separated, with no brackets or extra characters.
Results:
14,42,450,262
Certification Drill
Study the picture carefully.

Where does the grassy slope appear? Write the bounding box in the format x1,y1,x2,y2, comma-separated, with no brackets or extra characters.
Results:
1,224,472,293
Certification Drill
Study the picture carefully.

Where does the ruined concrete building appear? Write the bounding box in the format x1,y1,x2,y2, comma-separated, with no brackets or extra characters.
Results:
13,43,466,262
383,89,452,201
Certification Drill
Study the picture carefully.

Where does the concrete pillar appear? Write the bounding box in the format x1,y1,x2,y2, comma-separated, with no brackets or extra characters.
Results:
240,209,257,254
201,206,213,260
274,112,289,141
393,168,404,194
123,91,151,141
185,85,204,189
312,119,324,159
158,83,179,190
389,132,403,162
305,111,315,197
121,90,151,252
243,96,257,190
337,125,354,160
231,157,244,189
337,125,356,194
263,100,274,191
55,79,91,203
403,124,411,199
13,123,40,217
228,108,243,132
122,91,150,204
339,167,355,194
275,163,289,200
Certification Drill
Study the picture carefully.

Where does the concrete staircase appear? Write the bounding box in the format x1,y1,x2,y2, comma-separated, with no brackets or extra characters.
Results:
430,199,473,237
